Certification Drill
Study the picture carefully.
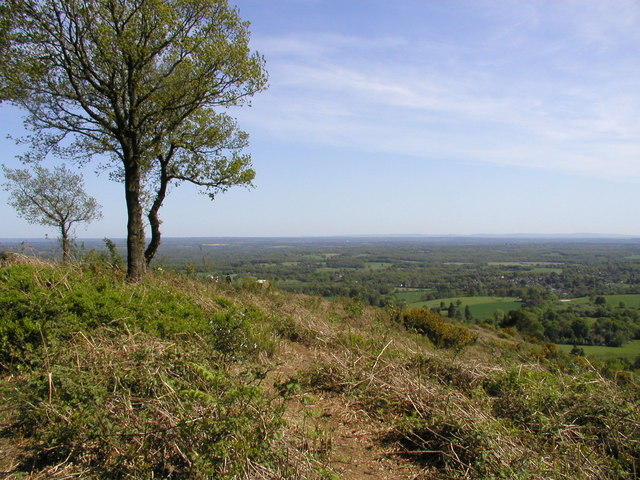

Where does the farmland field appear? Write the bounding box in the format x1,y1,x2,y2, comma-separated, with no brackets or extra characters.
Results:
486,261,562,267
602,294,640,308
364,261,393,270
563,294,640,307
398,294,522,319
394,288,433,305
557,340,640,360
467,300,523,318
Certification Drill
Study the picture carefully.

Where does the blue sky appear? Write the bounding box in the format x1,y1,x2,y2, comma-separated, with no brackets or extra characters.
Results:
2,0,640,238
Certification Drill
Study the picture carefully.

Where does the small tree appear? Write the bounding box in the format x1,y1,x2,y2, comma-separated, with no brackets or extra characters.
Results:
464,305,473,322
2,164,102,262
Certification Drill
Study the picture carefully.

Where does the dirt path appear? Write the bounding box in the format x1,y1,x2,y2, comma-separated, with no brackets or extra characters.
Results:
272,341,426,480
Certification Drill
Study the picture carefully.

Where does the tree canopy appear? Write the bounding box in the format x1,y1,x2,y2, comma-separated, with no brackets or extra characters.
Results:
1,0,267,280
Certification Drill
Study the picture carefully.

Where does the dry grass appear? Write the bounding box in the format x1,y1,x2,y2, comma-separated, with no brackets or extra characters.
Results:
264,303,639,479
0,251,54,268
1,256,638,479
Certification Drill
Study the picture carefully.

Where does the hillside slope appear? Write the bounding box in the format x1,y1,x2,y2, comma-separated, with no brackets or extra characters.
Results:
0,254,638,479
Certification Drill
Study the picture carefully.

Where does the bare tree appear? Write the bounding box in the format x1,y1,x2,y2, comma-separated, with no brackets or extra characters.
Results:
2,164,102,262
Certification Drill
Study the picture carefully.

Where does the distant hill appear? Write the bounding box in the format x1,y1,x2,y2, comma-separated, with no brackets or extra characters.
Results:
3,233,640,257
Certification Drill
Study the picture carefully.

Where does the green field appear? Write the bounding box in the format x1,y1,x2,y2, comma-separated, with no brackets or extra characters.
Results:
530,267,563,274
562,294,640,307
315,267,356,272
394,289,434,305
467,300,523,319
395,294,521,319
486,262,562,266
364,262,393,270
603,294,640,308
557,340,640,360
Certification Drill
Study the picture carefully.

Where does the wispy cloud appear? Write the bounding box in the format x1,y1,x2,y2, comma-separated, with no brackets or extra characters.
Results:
242,1,640,183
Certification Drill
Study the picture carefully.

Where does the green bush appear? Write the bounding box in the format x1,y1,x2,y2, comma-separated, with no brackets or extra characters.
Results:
0,264,237,368
208,307,272,360
402,308,476,350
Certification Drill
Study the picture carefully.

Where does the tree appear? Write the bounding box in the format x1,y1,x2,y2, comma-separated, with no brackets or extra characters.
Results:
2,164,102,262
1,0,267,281
502,310,544,339
570,318,589,342
447,302,456,318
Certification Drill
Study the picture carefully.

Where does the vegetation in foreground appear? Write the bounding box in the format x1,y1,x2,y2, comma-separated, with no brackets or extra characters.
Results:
0,253,639,479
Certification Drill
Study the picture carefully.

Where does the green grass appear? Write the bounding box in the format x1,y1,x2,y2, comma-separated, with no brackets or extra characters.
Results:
603,294,640,308
561,294,640,307
557,340,640,359
395,290,431,304
467,301,522,319
364,261,393,270
424,296,521,307
407,296,522,319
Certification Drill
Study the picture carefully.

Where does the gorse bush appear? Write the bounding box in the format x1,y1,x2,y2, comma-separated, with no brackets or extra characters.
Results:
402,308,476,350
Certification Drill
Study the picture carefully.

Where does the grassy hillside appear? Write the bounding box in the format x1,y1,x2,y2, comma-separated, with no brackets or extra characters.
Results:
0,253,639,479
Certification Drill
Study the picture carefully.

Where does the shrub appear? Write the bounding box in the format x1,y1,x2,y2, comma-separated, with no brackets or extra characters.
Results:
0,264,243,368
402,308,476,350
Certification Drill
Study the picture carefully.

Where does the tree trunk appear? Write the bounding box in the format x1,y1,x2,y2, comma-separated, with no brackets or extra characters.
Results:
124,162,146,282
144,160,169,266
61,225,70,263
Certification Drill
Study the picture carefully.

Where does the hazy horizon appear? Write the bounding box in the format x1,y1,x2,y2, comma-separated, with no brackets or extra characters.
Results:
3,233,640,241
